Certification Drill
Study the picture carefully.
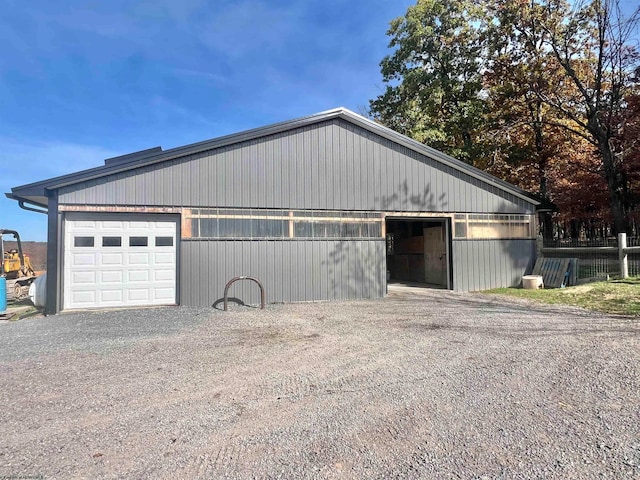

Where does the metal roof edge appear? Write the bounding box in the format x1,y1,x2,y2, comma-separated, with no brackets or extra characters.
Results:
11,162,115,195
13,108,348,194
11,107,539,206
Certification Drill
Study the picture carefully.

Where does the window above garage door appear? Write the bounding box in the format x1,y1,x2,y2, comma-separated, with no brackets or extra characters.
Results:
63,214,178,310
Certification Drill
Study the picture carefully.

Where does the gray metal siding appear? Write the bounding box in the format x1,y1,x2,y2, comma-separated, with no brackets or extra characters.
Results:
181,239,386,307
451,239,536,292
59,119,536,214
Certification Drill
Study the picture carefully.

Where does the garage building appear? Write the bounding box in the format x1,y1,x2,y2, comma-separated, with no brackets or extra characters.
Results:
8,108,540,314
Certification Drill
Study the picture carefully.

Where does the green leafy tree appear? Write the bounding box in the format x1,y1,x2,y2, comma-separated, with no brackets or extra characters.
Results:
482,0,572,238
369,0,489,164
371,0,639,236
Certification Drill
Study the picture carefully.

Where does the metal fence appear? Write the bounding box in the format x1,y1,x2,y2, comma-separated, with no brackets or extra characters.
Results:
541,236,640,279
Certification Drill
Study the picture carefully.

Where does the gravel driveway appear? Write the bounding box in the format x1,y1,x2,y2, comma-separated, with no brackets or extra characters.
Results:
1,287,639,479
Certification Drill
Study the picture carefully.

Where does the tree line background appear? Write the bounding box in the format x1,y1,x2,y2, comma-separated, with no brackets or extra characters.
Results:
369,0,639,240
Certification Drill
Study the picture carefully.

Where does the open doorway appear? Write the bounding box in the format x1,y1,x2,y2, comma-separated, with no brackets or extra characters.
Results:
385,217,451,289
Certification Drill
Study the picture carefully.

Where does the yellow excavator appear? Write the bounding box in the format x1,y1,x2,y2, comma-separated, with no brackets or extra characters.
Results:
1,229,37,299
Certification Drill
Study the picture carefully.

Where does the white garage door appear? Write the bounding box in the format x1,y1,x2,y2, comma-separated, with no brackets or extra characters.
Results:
63,216,177,310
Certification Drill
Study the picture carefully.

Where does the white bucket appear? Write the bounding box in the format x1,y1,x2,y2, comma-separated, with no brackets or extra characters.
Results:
522,275,544,289
28,273,47,307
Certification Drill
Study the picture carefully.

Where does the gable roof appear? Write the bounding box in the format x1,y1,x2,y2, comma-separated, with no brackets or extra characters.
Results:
7,107,540,208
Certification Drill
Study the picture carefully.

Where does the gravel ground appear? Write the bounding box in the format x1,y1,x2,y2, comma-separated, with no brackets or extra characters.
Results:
0,286,639,479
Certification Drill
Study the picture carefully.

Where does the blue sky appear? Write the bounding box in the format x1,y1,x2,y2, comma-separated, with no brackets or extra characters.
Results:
1,0,415,241
2,1,637,242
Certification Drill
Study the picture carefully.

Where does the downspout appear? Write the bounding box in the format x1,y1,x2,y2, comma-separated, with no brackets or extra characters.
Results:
5,194,49,215
18,200,48,215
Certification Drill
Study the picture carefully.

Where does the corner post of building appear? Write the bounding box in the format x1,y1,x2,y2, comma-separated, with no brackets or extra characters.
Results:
618,232,629,279
45,190,60,315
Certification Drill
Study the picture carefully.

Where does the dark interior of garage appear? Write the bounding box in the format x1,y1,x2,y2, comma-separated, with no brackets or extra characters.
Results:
385,218,449,288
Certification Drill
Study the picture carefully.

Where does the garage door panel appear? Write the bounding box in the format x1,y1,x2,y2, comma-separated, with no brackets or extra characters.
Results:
64,216,177,310
72,253,97,266
154,269,174,282
100,221,124,230
154,222,175,231
100,253,124,266
128,253,150,265
153,288,175,301
70,221,97,230
129,221,151,229
128,270,150,283
127,289,150,302
71,271,96,285
100,290,124,303
100,271,123,283
71,290,96,305
154,252,174,264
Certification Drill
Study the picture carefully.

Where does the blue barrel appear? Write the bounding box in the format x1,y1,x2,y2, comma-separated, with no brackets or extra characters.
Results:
0,276,6,314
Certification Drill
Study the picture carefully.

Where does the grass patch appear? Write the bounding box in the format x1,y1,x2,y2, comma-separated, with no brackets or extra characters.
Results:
5,297,44,321
483,277,640,316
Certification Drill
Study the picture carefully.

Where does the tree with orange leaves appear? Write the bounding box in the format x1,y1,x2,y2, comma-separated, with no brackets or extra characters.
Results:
533,0,640,234
371,0,640,236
